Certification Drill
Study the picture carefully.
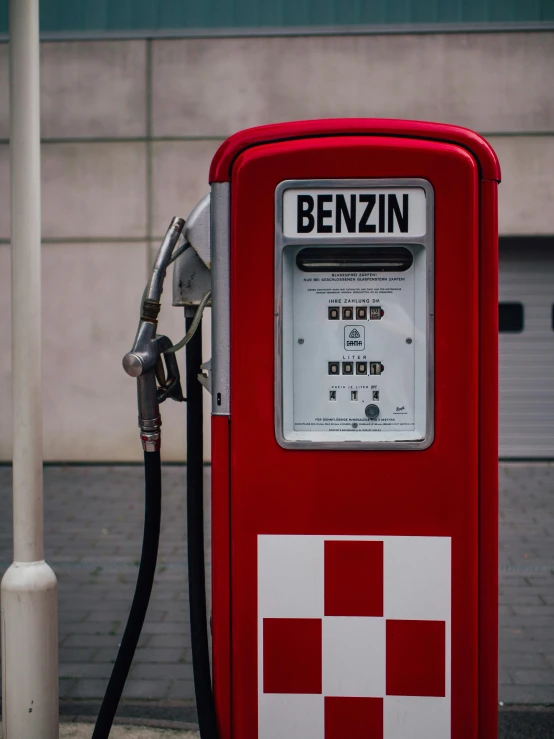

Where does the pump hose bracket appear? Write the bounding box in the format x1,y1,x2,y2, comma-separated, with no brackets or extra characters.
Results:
155,335,185,403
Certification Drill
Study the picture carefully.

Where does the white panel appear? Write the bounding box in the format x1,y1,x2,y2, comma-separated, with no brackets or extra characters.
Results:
322,617,385,697
286,244,424,442
258,694,324,739
258,535,324,619
384,696,450,739
499,244,554,457
384,537,451,621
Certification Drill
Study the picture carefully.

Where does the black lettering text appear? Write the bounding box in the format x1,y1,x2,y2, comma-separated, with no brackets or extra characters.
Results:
317,194,333,233
378,193,386,233
388,194,409,233
359,195,376,233
297,195,315,233
335,194,356,233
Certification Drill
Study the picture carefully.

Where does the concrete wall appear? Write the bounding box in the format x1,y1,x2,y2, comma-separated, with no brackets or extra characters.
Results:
0,31,552,461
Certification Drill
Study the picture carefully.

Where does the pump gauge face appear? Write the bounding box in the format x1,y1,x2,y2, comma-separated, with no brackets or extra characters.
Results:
275,179,434,450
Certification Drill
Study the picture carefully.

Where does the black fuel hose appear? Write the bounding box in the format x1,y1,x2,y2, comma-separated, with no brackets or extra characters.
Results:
91,449,162,738
186,314,220,739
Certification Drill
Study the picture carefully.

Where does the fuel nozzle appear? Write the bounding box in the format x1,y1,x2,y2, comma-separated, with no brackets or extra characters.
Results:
123,217,186,451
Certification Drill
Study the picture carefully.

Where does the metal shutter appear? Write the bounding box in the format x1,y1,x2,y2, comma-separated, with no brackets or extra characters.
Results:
499,241,554,458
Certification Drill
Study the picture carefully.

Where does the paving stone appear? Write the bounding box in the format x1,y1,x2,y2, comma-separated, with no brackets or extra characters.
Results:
146,634,191,649
168,679,196,701
139,622,190,635
130,662,194,680
59,662,113,679
59,648,100,663
58,621,123,635
101,647,186,664
499,669,514,685
510,670,554,686
120,679,172,700
502,653,552,670
512,606,554,617
66,678,113,700
59,679,77,700
61,635,128,649
500,684,554,704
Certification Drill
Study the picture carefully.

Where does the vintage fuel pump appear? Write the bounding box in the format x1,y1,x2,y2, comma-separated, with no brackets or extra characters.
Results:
96,119,500,739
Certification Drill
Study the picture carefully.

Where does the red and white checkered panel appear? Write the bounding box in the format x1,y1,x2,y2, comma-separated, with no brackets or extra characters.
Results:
258,535,451,739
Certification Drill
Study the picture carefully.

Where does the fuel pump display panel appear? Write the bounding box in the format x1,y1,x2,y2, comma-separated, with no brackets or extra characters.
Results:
276,179,434,449
292,244,421,435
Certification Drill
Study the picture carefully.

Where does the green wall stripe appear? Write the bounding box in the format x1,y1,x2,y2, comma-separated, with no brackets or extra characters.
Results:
1,0,553,34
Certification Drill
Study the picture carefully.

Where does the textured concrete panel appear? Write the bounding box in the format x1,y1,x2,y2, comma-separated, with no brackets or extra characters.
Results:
151,139,221,238
489,136,554,235
0,41,147,139
0,241,211,463
0,142,147,240
0,144,9,239
151,32,554,137
0,43,8,140
40,41,147,139
40,242,152,462
42,142,147,239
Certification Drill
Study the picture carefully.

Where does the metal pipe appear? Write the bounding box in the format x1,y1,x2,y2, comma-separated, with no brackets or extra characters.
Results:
146,217,185,303
1,1,59,736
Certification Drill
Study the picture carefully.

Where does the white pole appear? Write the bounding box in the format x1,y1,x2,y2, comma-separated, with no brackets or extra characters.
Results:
1,0,59,736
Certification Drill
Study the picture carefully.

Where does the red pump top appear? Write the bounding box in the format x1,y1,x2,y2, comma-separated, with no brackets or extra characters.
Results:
209,118,501,183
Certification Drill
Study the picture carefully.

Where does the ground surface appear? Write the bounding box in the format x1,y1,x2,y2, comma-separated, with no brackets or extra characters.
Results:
0,462,553,733
0,725,198,738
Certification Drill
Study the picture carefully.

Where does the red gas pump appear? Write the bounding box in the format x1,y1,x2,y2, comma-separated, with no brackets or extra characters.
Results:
111,118,499,739
208,120,500,739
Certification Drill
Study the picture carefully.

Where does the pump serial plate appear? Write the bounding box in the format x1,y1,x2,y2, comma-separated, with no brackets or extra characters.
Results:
275,179,434,450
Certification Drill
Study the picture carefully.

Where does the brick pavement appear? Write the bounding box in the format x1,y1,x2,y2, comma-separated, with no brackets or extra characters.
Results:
0,461,552,711
499,462,554,704
0,464,206,707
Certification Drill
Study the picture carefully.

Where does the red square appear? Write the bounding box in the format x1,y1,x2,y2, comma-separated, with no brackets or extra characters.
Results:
386,620,446,697
324,540,384,617
263,618,322,694
325,696,383,739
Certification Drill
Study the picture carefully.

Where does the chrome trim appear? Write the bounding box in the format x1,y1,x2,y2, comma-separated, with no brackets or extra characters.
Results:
211,182,231,416
184,193,211,269
274,177,435,451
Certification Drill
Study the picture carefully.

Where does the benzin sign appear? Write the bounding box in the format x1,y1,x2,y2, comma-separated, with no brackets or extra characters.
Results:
283,187,427,238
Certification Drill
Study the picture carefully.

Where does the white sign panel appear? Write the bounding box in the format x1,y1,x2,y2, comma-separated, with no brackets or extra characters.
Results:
291,245,419,437
283,188,427,239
